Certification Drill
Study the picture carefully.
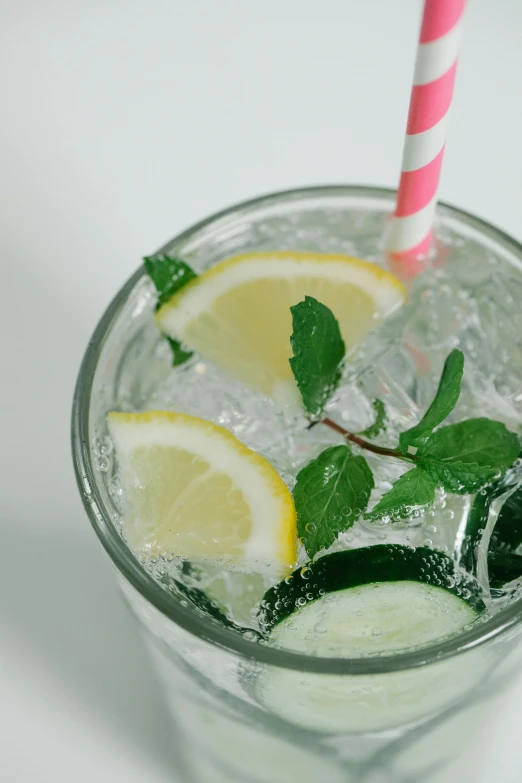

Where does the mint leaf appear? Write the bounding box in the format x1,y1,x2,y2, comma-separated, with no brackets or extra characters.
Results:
418,457,499,494
165,336,194,367
144,254,197,366
368,468,437,521
359,398,387,439
418,418,520,473
144,254,197,307
399,349,464,453
293,445,374,558
289,297,345,419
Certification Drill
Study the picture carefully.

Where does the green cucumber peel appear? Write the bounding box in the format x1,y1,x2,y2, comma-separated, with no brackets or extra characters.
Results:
259,544,485,632
160,571,261,639
488,550,522,590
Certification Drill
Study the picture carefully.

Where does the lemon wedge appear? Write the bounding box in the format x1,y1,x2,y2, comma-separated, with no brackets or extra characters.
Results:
107,410,297,576
156,251,406,402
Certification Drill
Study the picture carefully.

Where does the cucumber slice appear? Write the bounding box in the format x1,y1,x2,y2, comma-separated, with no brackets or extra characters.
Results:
459,473,522,589
159,569,261,638
488,550,522,589
260,544,485,634
268,581,478,658
487,485,522,589
255,546,487,733
490,486,522,551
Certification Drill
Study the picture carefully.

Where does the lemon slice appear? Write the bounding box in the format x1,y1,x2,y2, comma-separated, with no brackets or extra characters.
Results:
156,251,406,401
107,410,297,576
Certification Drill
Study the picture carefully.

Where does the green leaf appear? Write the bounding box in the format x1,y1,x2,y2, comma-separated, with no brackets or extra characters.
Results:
418,418,520,473
144,254,197,367
367,468,437,521
293,445,374,558
165,337,194,367
399,349,464,453
289,296,345,419
144,254,197,307
418,457,499,495
359,398,387,439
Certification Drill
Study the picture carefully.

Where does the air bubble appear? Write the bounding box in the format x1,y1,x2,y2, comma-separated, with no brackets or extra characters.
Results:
93,435,113,457
96,456,110,472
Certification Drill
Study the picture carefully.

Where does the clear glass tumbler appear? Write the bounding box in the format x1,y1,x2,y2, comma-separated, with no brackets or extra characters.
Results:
72,186,522,783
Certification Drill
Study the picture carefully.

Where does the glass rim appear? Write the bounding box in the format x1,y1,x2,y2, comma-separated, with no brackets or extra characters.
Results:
71,184,522,675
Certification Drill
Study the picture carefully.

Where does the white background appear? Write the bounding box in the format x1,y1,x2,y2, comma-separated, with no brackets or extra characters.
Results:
2,1,522,780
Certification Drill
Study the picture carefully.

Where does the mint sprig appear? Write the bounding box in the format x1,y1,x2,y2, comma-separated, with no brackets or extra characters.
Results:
417,457,499,495
399,349,464,454
293,445,374,558
367,468,436,522
144,254,197,366
165,336,194,367
289,297,520,554
289,296,345,419
417,418,520,470
144,254,197,307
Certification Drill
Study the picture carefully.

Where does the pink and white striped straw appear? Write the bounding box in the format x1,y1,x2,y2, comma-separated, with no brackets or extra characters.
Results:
386,0,466,276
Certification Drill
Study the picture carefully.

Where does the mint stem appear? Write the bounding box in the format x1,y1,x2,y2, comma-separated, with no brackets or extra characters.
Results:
322,417,414,462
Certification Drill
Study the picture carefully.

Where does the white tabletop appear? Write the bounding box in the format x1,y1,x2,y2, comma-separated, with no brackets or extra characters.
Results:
2,0,522,780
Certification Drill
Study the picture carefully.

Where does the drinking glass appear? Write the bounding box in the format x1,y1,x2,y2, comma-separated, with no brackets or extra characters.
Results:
72,186,522,783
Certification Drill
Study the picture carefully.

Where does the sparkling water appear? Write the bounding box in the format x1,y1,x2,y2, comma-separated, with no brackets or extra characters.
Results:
86,191,522,782
93,201,522,649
